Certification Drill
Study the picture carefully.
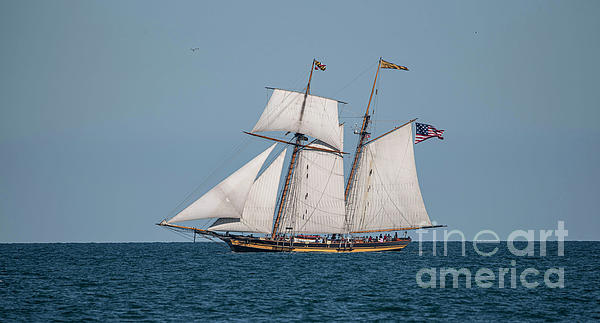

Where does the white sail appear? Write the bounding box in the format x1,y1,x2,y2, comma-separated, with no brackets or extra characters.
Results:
208,150,286,233
349,123,431,232
281,125,346,234
252,89,342,151
168,144,276,223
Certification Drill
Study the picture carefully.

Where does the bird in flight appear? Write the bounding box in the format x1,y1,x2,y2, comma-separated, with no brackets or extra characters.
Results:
190,47,200,52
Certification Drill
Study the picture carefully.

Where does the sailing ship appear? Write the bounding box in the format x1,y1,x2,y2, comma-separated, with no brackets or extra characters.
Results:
158,58,444,252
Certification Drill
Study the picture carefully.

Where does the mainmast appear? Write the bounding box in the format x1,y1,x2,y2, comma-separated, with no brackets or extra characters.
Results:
271,59,316,237
344,58,382,201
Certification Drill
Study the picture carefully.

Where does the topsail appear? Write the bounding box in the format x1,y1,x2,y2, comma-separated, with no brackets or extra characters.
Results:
252,89,342,151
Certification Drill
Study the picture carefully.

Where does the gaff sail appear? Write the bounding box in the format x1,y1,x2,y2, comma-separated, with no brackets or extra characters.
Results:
349,123,432,233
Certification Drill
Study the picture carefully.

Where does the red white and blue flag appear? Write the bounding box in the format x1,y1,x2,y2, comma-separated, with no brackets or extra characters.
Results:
415,122,444,144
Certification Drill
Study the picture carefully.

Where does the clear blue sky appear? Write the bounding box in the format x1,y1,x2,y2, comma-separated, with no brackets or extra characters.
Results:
1,0,598,242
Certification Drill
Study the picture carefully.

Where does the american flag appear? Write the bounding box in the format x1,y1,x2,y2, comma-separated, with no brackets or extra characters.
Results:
415,122,444,144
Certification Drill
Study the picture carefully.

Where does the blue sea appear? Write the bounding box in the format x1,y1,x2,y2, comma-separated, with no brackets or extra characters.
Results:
1,241,598,322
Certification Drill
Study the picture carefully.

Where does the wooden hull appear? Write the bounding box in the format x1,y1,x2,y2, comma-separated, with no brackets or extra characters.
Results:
220,236,411,253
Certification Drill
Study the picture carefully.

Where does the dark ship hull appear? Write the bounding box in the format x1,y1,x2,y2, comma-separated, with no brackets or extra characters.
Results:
158,223,434,253
220,235,411,253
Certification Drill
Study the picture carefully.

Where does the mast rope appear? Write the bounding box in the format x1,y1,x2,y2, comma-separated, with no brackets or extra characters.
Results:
332,60,378,98
209,144,288,235
358,141,414,230
271,137,300,235
165,136,252,220
371,70,382,136
293,149,345,233
165,225,195,241
336,61,379,122
259,60,314,130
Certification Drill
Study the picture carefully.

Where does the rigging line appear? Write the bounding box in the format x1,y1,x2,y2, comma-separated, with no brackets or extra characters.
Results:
371,71,382,134
166,136,252,219
360,205,387,233
354,156,370,230
211,218,264,234
272,146,291,231
297,181,345,199
295,199,345,215
295,148,342,232
286,149,305,234
293,158,344,199
272,143,298,231
256,92,341,142
261,61,322,125
202,219,215,230
275,143,302,235
278,62,312,94
284,151,301,233
365,139,414,228
256,143,286,178
371,167,411,229
354,146,410,231
256,90,315,140
339,109,363,125
169,230,192,242
340,103,366,115
294,61,314,92
370,119,408,123
240,218,267,234
165,226,195,241
332,60,379,98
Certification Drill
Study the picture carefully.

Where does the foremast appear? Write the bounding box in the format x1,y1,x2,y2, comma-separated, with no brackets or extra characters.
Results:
271,59,316,237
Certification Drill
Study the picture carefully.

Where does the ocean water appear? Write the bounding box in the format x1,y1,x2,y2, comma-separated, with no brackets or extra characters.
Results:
0,241,598,322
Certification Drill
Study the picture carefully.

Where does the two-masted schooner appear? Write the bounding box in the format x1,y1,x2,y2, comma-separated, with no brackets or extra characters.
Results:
158,58,444,252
